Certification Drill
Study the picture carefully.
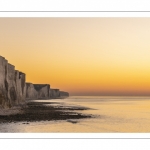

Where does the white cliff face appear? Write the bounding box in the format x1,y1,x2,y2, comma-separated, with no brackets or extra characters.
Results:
15,71,22,103
49,89,60,98
54,89,60,98
0,55,69,108
7,63,17,106
38,86,49,98
60,91,69,97
15,71,26,103
0,56,26,108
26,83,38,100
0,56,8,107
26,84,50,100
34,84,50,99
49,89,52,98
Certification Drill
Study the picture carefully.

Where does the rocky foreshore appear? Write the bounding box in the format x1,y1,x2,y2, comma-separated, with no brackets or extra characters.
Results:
0,56,69,108
0,100,92,123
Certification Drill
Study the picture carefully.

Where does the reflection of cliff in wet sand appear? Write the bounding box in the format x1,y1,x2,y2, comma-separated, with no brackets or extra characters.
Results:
0,56,91,123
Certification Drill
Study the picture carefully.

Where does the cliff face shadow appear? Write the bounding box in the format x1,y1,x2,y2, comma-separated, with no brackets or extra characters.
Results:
0,101,92,123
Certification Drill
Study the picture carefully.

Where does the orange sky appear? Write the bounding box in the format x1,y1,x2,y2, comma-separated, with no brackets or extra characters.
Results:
1,18,150,96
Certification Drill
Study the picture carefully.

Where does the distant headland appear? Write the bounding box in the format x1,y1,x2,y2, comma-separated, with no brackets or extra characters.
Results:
0,56,69,108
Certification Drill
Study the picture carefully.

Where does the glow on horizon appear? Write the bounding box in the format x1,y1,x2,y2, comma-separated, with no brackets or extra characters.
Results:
1,18,150,96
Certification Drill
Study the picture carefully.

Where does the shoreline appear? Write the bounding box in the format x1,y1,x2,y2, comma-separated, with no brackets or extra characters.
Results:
0,100,92,123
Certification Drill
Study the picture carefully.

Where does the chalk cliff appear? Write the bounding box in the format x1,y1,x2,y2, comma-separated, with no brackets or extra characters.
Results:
60,91,69,97
0,56,26,108
26,84,50,100
26,85,61,99
34,84,50,99
26,83,38,100
49,89,60,98
0,55,69,108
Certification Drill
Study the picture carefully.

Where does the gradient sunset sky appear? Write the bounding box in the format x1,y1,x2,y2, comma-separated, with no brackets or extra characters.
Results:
1,18,150,96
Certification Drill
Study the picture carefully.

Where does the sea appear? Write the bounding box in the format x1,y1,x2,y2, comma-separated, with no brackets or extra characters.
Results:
1,96,150,133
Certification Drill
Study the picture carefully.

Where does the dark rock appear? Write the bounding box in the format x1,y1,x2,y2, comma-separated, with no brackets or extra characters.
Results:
67,119,78,124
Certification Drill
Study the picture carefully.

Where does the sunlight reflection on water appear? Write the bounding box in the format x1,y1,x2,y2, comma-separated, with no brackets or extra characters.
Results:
1,96,150,132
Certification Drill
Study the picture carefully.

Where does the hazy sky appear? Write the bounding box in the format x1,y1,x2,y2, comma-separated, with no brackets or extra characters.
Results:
1,18,150,96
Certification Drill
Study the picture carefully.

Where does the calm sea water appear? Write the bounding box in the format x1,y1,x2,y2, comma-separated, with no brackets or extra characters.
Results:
1,96,150,133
